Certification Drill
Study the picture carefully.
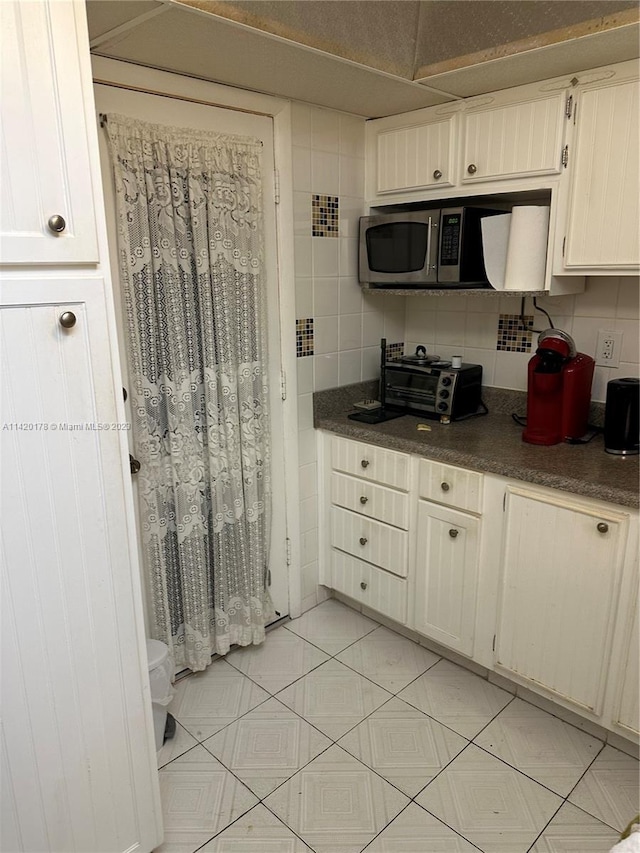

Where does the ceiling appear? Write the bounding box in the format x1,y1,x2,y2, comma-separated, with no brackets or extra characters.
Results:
86,0,640,117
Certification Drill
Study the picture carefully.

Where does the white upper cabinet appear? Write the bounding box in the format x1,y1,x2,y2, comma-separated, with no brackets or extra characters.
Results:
461,90,566,184
562,65,639,271
375,110,457,195
0,1,98,264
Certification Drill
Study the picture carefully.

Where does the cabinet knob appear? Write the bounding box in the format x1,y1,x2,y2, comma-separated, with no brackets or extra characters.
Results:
59,311,77,329
440,481,450,492
360,581,368,590
433,169,442,180
359,536,368,546
361,459,370,469
48,214,66,233
449,528,459,538
360,495,368,505
467,163,478,175
597,522,609,534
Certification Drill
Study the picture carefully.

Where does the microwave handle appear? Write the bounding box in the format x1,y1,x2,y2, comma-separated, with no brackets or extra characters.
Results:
428,212,439,277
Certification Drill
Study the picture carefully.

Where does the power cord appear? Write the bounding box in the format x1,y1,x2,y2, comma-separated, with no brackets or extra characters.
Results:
518,296,556,335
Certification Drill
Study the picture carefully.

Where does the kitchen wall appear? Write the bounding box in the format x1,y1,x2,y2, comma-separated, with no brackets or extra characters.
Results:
404,278,640,403
291,102,404,612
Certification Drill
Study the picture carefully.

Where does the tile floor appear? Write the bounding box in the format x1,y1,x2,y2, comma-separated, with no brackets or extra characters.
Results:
156,599,640,853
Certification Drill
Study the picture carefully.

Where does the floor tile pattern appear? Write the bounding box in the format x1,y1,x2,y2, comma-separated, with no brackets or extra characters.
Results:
156,599,638,853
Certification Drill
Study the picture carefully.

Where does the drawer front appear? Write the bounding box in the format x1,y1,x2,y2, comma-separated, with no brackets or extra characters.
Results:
331,472,409,529
331,550,407,624
418,458,483,514
331,506,408,577
331,435,410,490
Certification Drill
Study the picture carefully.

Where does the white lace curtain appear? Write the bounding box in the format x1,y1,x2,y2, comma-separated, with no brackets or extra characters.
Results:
105,113,273,671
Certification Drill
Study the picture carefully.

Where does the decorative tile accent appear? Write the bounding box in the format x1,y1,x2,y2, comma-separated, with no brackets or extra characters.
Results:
296,318,314,357
497,314,534,352
263,744,409,853
474,697,603,797
336,626,440,693
312,194,339,237
386,341,404,361
156,744,258,853
276,658,392,741
397,659,512,739
416,743,563,853
200,803,315,852
337,697,467,797
225,625,329,695
529,801,619,853
284,599,379,655
168,658,270,741
202,698,331,799
568,745,640,832
365,802,480,852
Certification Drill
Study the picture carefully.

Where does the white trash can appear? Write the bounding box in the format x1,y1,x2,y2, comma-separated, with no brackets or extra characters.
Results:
146,639,174,751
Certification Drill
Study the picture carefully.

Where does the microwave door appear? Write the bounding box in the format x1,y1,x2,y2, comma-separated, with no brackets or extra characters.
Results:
360,212,438,285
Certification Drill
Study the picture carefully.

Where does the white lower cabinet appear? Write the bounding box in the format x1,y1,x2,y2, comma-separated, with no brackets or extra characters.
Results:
413,501,479,656
319,432,639,744
495,486,629,717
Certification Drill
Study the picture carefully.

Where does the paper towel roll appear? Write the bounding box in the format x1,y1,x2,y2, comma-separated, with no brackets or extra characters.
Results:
481,213,511,290
481,206,550,291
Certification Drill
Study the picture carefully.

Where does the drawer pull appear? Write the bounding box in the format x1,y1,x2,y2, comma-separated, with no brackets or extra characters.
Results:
597,522,609,534
361,459,370,469
359,537,368,546
360,581,368,590
449,528,459,538
440,481,450,492
433,169,442,180
467,163,478,175
359,495,368,505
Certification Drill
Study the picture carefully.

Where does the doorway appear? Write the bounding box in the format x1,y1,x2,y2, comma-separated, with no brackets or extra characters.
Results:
95,83,290,629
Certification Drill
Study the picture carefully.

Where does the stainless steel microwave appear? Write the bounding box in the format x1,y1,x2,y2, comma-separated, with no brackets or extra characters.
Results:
359,207,502,288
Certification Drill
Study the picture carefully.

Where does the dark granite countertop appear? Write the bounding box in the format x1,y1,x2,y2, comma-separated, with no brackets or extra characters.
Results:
314,382,639,510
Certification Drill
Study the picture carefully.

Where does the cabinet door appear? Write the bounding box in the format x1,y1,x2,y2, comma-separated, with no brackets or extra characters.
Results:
563,77,639,269
0,279,161,853
0,0,98,264
413,501,479,656
376,113,456,194
461,92,566,184
496,487,628,716
614,599,639,738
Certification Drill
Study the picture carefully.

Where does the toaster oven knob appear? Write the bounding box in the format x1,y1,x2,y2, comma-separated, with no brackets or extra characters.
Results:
439,390,450,399
441,376,452,387
438,402,448,412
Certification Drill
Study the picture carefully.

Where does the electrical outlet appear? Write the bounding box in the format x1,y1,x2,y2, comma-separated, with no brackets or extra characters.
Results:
595,329,623,368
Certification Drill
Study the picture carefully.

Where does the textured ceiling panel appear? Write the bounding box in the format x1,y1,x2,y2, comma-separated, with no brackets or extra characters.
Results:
85,0,163,40
417,22,640,98
180,0,421,78
91,8,452,117
415,1,638,70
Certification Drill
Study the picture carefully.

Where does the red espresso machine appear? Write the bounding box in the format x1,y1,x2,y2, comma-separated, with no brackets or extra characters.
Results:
523,329,595,445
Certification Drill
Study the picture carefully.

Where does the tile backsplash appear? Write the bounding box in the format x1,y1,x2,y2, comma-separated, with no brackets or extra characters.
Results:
404,278,640,402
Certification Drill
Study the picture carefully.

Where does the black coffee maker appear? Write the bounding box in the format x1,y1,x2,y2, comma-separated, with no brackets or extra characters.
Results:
604,378,639,455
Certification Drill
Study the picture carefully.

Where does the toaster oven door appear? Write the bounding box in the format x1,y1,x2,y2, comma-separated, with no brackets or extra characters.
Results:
384,368,439,413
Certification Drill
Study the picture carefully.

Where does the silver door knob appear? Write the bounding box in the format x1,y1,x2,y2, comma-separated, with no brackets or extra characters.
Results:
433,169,442,180
597,522,609,534
441,482,450,492
361,459,370,469
59,311,77,329
359,537,368,546
467,163,477,175
360,495,368,504
449,528,459,538
48,214,66,233
360,581,368,590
